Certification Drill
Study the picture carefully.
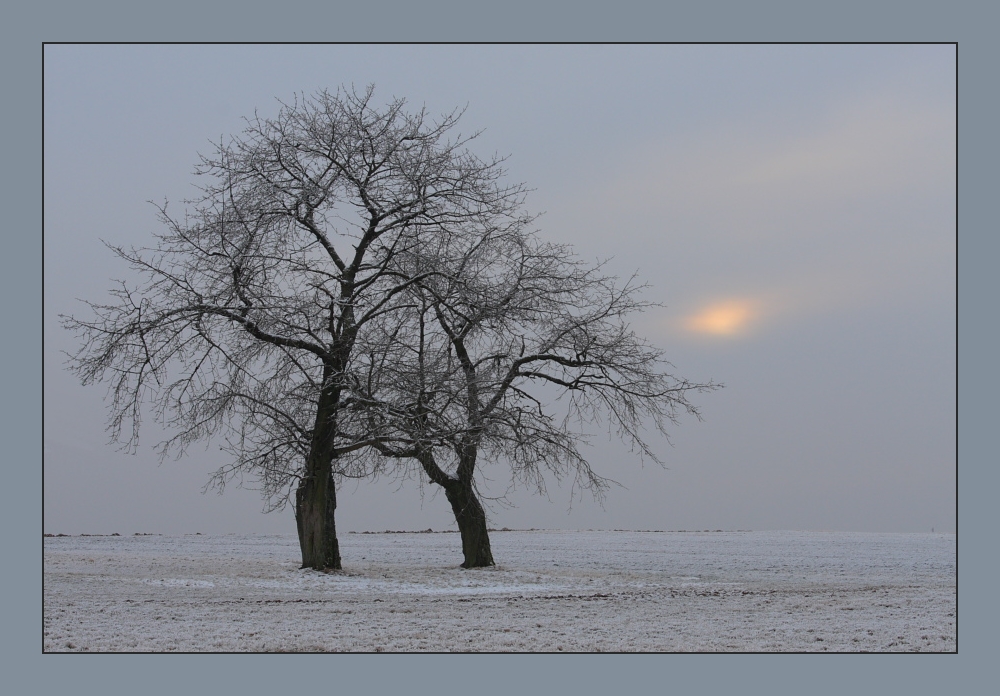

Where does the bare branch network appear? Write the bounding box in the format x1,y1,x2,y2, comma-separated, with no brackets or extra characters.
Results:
63,86,719,569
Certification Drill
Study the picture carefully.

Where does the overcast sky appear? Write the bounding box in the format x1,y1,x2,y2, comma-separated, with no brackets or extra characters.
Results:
43,44,955,535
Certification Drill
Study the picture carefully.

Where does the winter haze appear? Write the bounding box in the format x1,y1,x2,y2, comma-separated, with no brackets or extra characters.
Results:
43,45,955,536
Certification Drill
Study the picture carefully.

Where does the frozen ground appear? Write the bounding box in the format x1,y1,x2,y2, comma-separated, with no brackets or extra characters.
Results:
43,530,955,652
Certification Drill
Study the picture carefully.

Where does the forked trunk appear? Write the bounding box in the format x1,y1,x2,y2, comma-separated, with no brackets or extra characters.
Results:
415,449,494,568
295,469,341,570
444,481,494,568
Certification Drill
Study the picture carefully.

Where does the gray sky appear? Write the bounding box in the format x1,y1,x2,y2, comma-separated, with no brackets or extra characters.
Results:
43,44,955,535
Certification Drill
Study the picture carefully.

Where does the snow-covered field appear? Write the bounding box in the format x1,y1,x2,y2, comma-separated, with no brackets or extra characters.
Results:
43,530,955,652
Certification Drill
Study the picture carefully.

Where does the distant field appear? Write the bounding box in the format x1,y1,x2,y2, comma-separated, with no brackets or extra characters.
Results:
43,530,956,652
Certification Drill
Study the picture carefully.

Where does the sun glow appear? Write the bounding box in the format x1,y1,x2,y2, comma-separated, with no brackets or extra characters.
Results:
684,299,758,336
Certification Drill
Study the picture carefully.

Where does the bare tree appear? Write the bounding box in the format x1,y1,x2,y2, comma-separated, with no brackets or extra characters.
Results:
354,225,720,567
62,87,529,570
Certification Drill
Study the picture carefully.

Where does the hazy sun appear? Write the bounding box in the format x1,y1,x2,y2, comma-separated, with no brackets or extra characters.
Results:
684,299,758,336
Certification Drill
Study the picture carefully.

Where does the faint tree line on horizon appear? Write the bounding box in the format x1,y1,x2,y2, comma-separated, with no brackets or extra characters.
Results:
64,86,719,570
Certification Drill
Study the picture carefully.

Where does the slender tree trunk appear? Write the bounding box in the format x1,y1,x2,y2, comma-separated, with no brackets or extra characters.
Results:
295,467,341,570
443,480,494,568
415,448,494,568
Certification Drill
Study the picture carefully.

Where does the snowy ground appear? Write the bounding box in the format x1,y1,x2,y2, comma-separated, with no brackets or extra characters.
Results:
43,530,956,652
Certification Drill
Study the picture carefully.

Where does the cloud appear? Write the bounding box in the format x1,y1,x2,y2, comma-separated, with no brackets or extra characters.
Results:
588,92,955,247
556,90,954,339
732,96,954,206
668,268,892,341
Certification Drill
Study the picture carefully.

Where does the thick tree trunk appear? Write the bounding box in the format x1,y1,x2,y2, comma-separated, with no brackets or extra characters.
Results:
295,469,341,570
295,360,344,571
443,481,494,568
